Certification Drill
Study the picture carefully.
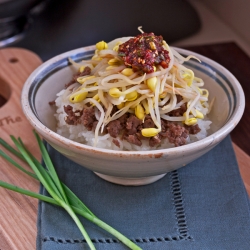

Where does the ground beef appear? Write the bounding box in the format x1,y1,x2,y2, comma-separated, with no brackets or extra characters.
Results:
149,135,161,147
160,122,189,147
64,105,82,125
185,124,201,134
176,94,183,103
49,100,56,105
143,115,155,128
168,103,187,117
107,120,123,138
126,115,142,135
81,107,97,131
112,139,120,148
160,119,171,134
64,105,201,148
117,113,128,127
125,134,142,146
65,66,92,88
167,95,187,117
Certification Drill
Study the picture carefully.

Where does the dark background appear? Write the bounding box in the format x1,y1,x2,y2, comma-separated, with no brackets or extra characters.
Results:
4,0,201,61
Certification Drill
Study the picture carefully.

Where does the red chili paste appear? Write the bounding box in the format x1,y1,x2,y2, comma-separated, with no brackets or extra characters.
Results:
118,32,170,74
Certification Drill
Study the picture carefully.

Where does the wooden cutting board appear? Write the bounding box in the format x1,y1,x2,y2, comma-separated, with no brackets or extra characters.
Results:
0,48,249,250
0,48,42,250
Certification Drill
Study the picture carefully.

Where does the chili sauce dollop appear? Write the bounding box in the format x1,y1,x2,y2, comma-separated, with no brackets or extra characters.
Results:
118,32,170,74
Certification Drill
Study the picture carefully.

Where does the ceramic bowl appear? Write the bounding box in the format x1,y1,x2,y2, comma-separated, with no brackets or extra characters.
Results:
21,46,245,185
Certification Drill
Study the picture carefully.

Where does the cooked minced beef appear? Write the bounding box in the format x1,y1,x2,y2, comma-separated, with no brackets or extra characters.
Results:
149,135,161,147
143,115,155,128
64,105,200,148
126,115,142,135
168,103,187,117
65,66,92,88
107,120,123,138
112,139,120,148
160,122,189,147
168,95,187,117
63,105,82,125
185,124,201,134
125,134,142,146
49,100,56,106
81,107,96,131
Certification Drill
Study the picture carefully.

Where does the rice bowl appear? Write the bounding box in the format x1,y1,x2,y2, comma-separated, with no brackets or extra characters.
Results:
21,34,245,185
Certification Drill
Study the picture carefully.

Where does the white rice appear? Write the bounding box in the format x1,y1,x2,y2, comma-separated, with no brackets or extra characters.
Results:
54,89,212,151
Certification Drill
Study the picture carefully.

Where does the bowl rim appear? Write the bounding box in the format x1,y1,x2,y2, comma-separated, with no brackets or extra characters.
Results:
21,46,245,157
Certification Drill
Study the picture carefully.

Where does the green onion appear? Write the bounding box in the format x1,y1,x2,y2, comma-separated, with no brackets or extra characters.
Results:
0,131,141,250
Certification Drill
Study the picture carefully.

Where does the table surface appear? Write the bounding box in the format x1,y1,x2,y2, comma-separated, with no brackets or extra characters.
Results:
0,42,249,250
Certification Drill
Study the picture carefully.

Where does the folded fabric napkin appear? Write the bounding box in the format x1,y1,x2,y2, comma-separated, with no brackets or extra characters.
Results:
37,136,250,250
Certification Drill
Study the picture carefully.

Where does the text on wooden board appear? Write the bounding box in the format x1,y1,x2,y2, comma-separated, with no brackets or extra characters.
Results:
0,116,22,127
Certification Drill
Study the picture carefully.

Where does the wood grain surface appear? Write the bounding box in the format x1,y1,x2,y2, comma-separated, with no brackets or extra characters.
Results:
0,45,249,250
0,48,42,250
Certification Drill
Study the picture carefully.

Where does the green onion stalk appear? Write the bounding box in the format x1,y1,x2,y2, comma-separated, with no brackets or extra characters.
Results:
0,131,141,250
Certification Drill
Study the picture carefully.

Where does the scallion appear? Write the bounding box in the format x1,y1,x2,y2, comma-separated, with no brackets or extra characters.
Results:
0,131,141,250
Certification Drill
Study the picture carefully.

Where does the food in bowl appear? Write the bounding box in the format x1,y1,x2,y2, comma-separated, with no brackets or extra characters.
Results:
21,32,244,185
53,29,212,151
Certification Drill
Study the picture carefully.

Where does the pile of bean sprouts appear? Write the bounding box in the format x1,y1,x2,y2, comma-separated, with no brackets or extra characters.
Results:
67,32,211,146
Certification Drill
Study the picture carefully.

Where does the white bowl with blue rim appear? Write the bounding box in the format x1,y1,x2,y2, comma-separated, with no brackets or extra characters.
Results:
21,46,245,185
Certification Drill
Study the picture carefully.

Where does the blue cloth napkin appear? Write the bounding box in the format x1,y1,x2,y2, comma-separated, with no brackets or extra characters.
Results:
37,136,250,250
